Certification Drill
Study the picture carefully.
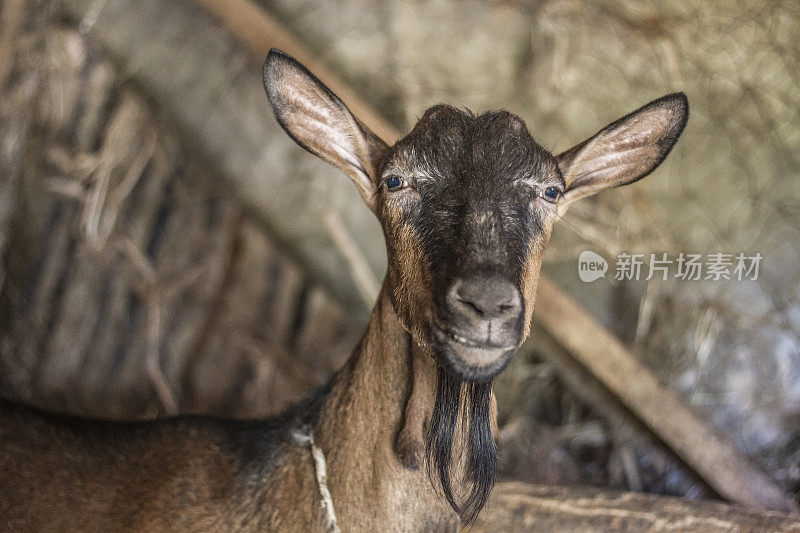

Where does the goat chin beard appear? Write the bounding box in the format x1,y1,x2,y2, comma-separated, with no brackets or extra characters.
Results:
425,368,496,525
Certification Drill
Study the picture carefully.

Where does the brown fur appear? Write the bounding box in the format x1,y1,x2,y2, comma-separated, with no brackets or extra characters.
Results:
0,285,458,531
383,212,436,353
396,343,437,470
519,226,551,340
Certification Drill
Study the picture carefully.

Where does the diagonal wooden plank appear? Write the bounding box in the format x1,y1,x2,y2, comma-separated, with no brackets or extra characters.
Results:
534,278,798,512
195,0,398,145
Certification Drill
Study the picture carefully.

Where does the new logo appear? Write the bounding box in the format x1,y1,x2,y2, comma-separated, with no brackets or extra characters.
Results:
578,250,608,282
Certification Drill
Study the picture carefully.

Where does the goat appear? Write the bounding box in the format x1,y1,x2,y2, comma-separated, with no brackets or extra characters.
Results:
0,49,688,531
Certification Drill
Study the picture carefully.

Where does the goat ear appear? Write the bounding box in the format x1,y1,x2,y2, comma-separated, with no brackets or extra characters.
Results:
263,49,388,211
556,93,688,216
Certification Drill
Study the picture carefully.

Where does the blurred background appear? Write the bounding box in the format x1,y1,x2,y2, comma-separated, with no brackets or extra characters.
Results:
1,0,798,507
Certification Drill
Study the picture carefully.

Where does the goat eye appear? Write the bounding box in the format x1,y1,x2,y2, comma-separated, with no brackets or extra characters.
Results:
540,186,561,202
385,175,405,191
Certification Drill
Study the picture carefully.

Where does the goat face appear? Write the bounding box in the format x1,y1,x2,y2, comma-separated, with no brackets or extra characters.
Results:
378,105,560,382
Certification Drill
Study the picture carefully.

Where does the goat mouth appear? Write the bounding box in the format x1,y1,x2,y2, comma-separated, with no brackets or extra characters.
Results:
429,319,515,382
440,327,514,351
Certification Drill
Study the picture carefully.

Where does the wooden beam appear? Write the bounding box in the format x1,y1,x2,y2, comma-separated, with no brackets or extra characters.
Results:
195,0,399,145
474,482,800,532
534,278,798,513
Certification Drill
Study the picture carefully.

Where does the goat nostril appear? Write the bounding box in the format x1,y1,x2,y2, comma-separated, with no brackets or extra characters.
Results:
457,297,484,316
450,278,520,319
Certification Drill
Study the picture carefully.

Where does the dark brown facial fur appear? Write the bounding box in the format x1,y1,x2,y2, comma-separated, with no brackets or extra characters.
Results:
378,105,563,383
374,106,566,522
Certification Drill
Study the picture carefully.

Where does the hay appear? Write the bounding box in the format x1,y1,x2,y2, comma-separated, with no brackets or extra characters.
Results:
0,14,358,419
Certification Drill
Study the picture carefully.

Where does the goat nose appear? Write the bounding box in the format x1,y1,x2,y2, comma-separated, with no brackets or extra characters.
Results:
447,275,521,319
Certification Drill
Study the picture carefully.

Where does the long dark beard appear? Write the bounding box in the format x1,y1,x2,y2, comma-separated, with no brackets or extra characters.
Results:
425,369,496,524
